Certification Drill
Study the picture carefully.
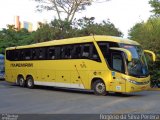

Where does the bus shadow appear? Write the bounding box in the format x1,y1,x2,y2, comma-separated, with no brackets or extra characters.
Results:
34,85,93,95
0,79,5,81
8,83,146,97
26,85,144,97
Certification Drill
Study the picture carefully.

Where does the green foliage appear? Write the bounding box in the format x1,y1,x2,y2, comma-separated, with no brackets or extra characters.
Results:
129,17,160,81
129,18,160,52
0,17,122,54
75,17,122,37
0,25,34,53
149,0,160,16
33,17,123,42
129,17,160,52
33,19,78,41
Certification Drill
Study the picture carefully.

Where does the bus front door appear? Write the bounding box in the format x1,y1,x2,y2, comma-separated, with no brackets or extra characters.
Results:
110,52,126,93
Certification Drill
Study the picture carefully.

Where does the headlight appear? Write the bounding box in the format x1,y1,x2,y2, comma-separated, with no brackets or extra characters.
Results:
128,79,138,84
123,78,150,85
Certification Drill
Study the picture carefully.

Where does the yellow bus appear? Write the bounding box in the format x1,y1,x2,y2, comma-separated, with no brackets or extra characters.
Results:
5,35,156,95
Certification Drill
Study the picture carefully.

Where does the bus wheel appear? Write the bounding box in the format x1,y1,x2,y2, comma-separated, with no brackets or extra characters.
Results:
93,80,107,96
18,76,25,87
26,76,34,89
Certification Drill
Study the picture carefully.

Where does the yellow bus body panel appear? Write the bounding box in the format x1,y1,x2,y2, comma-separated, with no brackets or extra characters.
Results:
5,35,150,93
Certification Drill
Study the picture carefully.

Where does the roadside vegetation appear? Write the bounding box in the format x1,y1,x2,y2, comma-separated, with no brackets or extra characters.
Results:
129,0,160,83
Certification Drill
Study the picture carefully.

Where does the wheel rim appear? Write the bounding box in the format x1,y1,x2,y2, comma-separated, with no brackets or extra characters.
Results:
27,79,32,87
19,78,24,86
96,83,105,93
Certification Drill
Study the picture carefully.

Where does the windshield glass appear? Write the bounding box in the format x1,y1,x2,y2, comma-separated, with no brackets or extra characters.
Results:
120,44,149,77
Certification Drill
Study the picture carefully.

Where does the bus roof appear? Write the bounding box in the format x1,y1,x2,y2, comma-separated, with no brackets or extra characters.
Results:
6,35,140,50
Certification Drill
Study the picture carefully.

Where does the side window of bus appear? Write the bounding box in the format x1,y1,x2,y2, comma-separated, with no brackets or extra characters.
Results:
109,42,119,47
64,45,72,59
112,52,125,73
60,46,65,59
19,50,25,60
98,42,111,64
13,50,19,61
59,45,72,59
98,42,109,58
91,45,101,62
6,51,10,60
81,44,90,59
6,50,14,61
24,49,31,60
38,48,46,59
32,49,37,60
55,47,61,59
72,45,82,59
48,47,56,60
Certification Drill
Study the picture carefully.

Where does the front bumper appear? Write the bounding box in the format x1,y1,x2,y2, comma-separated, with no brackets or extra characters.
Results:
126,80,150,93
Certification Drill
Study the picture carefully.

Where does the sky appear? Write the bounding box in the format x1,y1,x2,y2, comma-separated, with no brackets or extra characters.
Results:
0,0,153,37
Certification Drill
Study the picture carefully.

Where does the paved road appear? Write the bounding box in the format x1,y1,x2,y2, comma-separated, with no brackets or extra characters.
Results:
0,81,159,114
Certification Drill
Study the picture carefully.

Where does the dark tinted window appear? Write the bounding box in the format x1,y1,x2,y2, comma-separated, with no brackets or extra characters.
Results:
55,47,61,59
72,45,82,59
32,49,37,60
6,50,14,61
6,43,101,62
82,44,90,59
112,53,125,73
48,47,56,59
98,42,109,58
24,49,31,60
19,50,25,60
38,48,46,59
64,46,72,59
60,46,65,59
98,42,113,65
91,45,100,62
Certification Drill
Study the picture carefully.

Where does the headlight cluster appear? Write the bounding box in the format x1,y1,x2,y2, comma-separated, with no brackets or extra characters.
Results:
127,79,149,85
122,77,150,85
128,79,137,84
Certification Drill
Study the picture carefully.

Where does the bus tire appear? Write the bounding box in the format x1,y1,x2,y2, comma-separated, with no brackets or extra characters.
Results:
26,76,34,89
93,80,107,96
18,76,25,87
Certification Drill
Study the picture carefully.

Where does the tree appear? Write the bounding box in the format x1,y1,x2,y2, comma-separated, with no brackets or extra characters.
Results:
34,0,110,23
32,17,122,42
75,17,122,36
0,17,121,53
129,17,160,52
149,0,160,16
33,19,78,41
128,17,160,81
0,25,34,53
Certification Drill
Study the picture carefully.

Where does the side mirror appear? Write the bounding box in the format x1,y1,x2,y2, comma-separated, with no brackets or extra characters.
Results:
110,47,132,61
144,50,156,62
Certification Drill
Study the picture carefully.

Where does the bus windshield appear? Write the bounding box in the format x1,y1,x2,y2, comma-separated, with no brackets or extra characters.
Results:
120,44,149,77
